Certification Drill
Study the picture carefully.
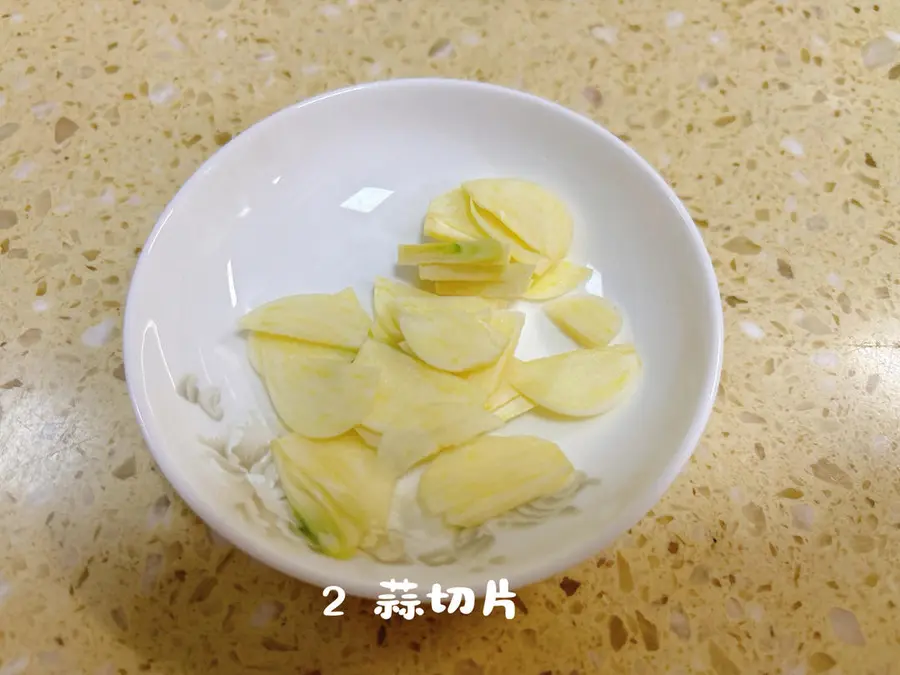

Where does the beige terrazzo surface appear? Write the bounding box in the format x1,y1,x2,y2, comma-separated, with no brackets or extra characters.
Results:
2,0,900,673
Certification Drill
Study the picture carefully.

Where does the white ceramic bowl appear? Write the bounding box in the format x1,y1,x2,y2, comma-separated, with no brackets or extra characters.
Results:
124,78,723,599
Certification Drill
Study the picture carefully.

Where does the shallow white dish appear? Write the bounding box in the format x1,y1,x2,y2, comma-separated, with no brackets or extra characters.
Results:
123,78,723,599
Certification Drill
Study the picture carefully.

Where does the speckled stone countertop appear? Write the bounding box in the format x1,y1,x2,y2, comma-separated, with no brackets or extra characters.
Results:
2,0,899,673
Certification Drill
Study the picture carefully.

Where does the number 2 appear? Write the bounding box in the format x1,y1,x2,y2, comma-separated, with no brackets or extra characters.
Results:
323,586,345,616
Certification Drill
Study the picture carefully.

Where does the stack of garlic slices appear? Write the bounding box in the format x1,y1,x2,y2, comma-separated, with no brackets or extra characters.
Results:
237,178,641,560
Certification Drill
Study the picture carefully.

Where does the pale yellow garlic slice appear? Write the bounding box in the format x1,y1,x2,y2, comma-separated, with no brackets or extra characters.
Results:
354,340,487,432
544,294,623,347
433,262,535,299
391,294,506,316
369,320,395,344
355,426,382,449
424,217,478,243
397,240,508,266
465,311,525,395
508,345,641,417
522,260,592,301
371,277,434,345
396,307,509,373
239,287,371,350
378,428,438,477
463,178,573,262
377,401,504,476
272,433,395,558
418,435,574,528
491,395,535,422
484,380,520,411
247,332,354,375
418,262,509,282
396,340,415,357
468,199,551,276
260,341,378,438
423,187,484,241
372,279,504,346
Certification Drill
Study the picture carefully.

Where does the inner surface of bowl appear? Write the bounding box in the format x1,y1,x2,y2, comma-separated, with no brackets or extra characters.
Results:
124,79,722,598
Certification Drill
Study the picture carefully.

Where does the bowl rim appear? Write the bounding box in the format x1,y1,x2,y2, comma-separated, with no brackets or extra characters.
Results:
123,77,724,600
